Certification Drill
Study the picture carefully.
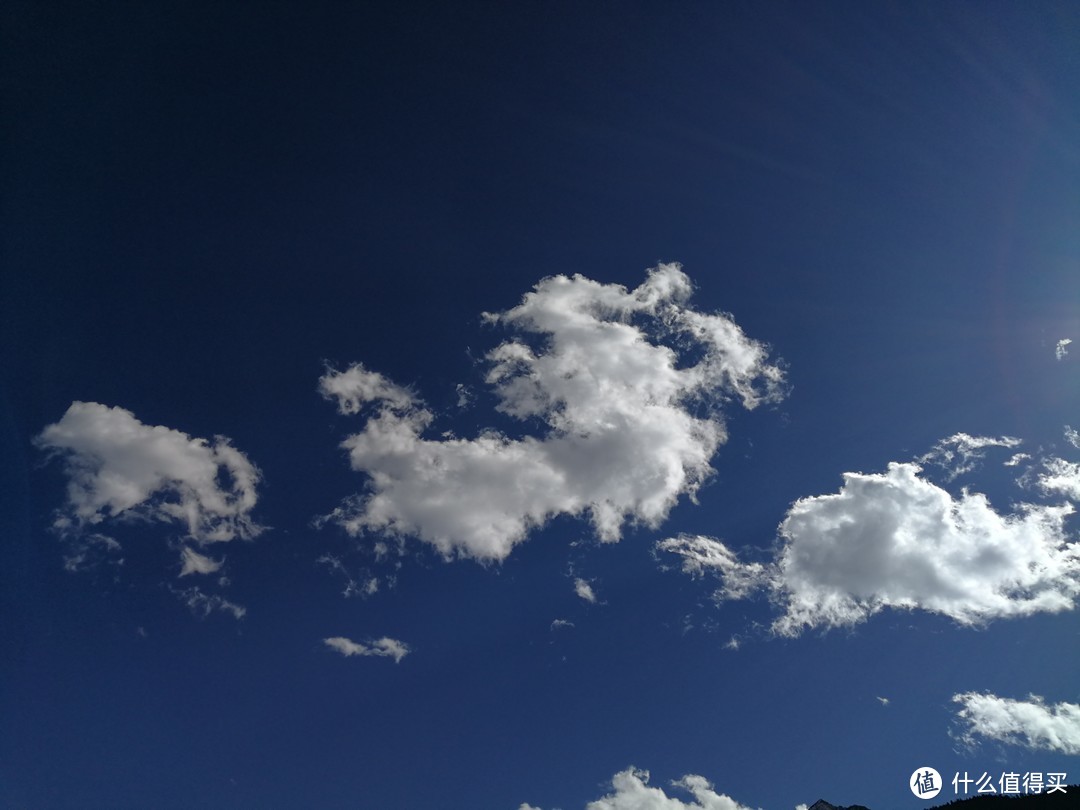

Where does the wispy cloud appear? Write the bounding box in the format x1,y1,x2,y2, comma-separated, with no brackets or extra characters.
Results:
1037,456,1080,501
323,636,410,663
656,535,768,602
316,554,381,598
36,402,264,546
1055,338,1072,360
318,264,786,562
521,767,757,810
61,532,123,572
953,692,1080,754
917,433,1022,481
179,546,223,577
172,586,246,620
660,446,1080,635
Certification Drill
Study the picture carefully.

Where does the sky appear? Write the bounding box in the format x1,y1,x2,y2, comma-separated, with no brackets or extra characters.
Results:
3,2,1080,809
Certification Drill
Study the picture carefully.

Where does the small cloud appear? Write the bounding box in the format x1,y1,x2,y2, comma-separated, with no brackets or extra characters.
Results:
1065,426,1080,449
550,619,575,631
876,696,890,707
62,532,123,572
172,586,246,620
656,535,769,601
953,692,1080,754
316,554,380,598
1004,452,1031,467
455,384,475,408
918,433,1022,481
520,767,757,810
179,546,223,577
323,635,410,663
574,578,597,603
1036,456,1080,501
1055,338,1072,360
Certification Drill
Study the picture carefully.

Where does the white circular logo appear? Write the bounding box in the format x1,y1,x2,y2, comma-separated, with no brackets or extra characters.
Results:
910,767,942,799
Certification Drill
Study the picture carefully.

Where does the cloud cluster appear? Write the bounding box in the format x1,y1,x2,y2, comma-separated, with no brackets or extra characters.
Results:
660,459,1080,635
36,402,265,567
521,767,757,810
319,264,786,562
953,692,1080,755
323,636,410,663
1055,338,1072,360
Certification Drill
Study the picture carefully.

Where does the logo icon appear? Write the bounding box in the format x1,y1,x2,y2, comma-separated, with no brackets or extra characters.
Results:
911,767,942,799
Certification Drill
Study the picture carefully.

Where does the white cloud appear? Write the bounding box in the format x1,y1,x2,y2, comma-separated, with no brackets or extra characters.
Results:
918,433,1022,480
1065,426,1080,449
172,586,246,620
876,696,890,707
1004,452,1030,467
551,619,575,630
1055,338,1072,360
574,578,598,603
179,546,223,577
773,462,1080,634
36,402,264,545
1037,457,1080,500
953,692,1080,754
523,767,758,810
318,264,786,562
323,636,410,663
660,460,1080,636
656,535,768,601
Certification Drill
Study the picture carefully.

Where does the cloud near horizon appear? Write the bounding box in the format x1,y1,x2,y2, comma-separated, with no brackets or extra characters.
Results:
36,402,265,553
521,767,759,810
318,264,786,562
953,692,1080,755
660,453,1080,635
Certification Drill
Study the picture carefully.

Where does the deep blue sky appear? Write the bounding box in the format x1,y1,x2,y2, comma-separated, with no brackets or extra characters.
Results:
3,3,1080,809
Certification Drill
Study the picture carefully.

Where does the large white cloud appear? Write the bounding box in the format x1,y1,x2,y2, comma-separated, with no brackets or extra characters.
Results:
953,693,1080,755
37,402,264,546
521,767,759,810
319,264,785,562
659,460,1080,635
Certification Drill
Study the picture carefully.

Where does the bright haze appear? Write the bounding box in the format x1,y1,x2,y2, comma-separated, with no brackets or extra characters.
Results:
3,3,1079,809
